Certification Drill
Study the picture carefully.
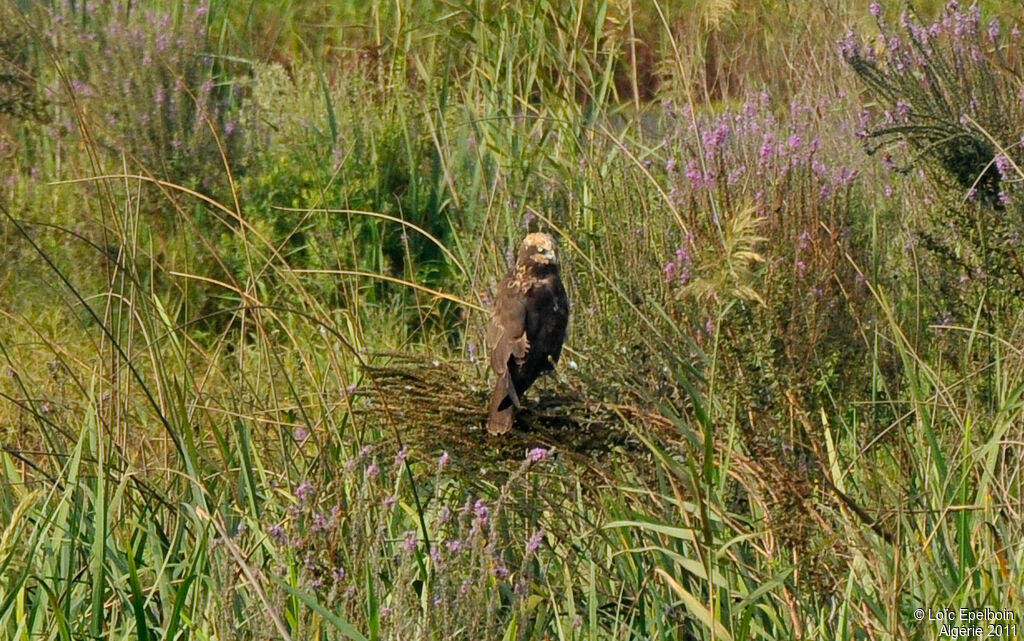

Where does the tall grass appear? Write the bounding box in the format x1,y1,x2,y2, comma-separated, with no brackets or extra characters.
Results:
1,0,1023,639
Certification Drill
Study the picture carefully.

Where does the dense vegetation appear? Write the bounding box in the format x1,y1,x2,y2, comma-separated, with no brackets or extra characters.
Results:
2,1,1022,639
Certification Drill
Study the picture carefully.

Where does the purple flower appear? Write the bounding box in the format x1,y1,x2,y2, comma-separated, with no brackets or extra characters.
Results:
395,445,409,466
703,121,730,149
311,512,329,532
268,524,286,542
382,495,397,509
70,79,93,97
493,563,510,580
295,481,314,501
380,606,392,618
438,506,452,523
663,261,676,280
332,567,346,582
366,462,380,478
994,154,1012,179
838,30,861,60
884,185,894,198
966,187,977,201
294,426,309,442
527,529,544,554
438,451,450,468
685,160,703,188
474,500,489,522
665,157,677,173
403,530,418,552
999,190,1011,206
869,2,882,19
446,539,462,553
359,445,372,458
527,447,549,462
988,18,1001,42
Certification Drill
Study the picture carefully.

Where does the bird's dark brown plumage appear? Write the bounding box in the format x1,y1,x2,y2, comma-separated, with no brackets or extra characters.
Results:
486,233,569,434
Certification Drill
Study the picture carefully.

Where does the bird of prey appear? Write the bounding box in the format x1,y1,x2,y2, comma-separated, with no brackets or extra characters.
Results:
486,232,569,434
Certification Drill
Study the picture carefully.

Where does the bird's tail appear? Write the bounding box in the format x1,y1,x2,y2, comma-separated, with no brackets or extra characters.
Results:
487,374,516,435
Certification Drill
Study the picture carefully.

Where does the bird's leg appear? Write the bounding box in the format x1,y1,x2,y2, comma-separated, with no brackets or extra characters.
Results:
505,373,522,409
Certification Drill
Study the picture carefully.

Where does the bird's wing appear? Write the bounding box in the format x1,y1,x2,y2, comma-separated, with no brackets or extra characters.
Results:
487,277,529,375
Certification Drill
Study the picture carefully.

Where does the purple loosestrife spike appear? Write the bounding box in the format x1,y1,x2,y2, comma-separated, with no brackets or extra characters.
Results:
312,512,329,531
366,462,380,478
474,500,489,522
294,481,314,501
382,495,397,509
395,445,409,465
988,19,1000,42
403,530,418,552
527,447,549,462
994,154,1012,179
685,160,702,188
527,530,544,553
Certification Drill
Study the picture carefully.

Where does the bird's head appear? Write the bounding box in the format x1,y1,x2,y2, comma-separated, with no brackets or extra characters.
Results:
519,232,558,267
